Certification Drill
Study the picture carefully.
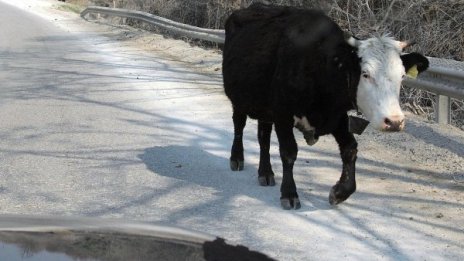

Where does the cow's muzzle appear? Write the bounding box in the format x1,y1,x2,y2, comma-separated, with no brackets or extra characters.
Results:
382,115,405,132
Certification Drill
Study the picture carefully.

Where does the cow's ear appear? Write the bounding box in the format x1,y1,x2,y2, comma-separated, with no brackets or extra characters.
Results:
400,52,429,75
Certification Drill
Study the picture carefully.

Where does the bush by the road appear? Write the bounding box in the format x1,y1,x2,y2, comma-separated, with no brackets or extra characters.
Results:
86,0,463,61
77,0,464,129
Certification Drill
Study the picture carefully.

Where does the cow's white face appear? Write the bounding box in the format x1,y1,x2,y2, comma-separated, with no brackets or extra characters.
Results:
351,37,407,131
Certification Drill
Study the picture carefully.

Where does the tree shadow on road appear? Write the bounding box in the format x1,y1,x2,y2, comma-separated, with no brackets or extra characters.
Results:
406,119,464,156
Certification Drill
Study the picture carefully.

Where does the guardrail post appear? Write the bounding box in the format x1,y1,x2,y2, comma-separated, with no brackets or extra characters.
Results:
435,95,451,124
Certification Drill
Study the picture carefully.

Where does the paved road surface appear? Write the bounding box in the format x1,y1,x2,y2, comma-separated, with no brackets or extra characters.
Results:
0,1,463,260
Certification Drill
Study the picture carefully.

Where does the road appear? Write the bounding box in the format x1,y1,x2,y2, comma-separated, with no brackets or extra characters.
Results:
0,0,463,260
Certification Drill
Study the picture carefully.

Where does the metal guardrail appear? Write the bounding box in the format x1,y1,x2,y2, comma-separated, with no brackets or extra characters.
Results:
81,6,464,125
403,58,464,124
81,6,225,43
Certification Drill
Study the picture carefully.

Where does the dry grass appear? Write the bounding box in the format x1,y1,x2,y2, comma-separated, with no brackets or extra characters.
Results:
53,0,89,13
82,0,464,129
93,0,463,61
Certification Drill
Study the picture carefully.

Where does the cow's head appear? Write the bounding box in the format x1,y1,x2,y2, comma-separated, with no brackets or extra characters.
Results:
347,36,429,131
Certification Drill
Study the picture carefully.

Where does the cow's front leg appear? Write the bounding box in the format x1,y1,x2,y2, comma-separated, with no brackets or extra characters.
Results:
330,115,358,205
257,120,275,186
275,119,300,210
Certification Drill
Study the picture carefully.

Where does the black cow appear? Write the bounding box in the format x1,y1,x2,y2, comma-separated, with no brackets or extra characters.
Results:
222,4,429,209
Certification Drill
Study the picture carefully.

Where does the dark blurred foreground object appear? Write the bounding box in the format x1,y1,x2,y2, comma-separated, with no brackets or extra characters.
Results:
0,215,275,261
204,238,276,261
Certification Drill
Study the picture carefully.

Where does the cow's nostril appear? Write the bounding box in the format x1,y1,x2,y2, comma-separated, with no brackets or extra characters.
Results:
383,117,404,131
384,118,393,127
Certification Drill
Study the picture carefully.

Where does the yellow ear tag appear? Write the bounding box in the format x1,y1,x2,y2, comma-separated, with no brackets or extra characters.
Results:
406,65,418,79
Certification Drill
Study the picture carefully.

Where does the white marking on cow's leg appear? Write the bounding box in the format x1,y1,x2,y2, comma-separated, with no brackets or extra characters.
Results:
293,116,300,127
293,116,314,131
293,116,318,145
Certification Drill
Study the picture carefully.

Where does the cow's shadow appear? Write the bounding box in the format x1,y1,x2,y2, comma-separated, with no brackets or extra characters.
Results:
138,145,332,221
139,145,262,223
139,145,238,189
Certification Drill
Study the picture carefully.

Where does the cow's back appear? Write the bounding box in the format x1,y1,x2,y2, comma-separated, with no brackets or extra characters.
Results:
222,4,347,120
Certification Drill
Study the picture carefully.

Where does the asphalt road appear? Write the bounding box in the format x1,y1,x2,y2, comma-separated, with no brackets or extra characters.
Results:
0,0,233,218
0,1,463,260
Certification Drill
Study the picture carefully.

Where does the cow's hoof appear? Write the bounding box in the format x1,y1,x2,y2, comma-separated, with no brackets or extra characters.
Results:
230,159,244,171
329,183,354,205
258,175,275,186
280,197,301,210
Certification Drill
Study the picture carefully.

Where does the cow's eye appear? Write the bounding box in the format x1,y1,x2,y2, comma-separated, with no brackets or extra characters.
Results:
362,72,370,79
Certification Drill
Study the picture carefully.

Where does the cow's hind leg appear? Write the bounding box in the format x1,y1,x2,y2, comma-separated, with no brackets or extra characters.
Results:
275,119,301,210
330,115,358,205
230,109,247,171
257,120,275,186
